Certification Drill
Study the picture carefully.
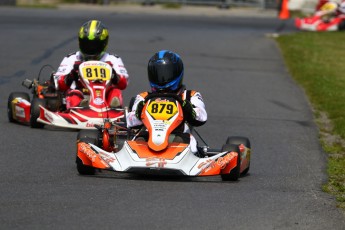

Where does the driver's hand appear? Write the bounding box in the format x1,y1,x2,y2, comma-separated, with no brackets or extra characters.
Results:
135,101,145,120
73,61,82,71
65,69,79,86
182,100,196,121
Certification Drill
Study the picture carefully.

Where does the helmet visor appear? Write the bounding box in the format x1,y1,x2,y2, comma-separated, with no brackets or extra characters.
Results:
79,39,104,56
148,63,177,86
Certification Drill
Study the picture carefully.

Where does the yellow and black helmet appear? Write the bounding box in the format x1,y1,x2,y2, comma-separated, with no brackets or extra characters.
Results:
78,20,109,60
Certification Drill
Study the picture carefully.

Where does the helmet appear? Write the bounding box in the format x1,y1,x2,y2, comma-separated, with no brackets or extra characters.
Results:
147,50,184,92
339,1,345,13
78,20,109,60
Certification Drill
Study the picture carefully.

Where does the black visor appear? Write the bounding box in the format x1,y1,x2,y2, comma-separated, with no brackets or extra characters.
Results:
79,38,105,55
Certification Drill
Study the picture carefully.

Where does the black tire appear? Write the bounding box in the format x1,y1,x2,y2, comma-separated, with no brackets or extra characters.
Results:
77,129,101,143
76,130,101,175
226,136,251,176
226,136,251,148
7,92,30,122
221,144,241,181
46,98,60,112
338,20,345,30
76,154,95,175
30,98,46,128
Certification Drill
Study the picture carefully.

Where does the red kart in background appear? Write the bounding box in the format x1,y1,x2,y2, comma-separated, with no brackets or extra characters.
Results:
7,61,124,129
295,1,345,31
295,14,345,31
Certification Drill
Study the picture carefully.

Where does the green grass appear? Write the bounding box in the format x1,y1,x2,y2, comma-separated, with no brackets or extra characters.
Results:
161,3,182,9
276,32,345,211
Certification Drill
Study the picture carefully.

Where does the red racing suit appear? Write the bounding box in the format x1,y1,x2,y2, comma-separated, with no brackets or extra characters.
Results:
54,51,129,109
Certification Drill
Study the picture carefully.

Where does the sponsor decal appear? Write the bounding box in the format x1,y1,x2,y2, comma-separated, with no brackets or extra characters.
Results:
99,152,116,164
95,89,101,97
79,143,97,162
197,159,213,169
146,157,167,168
86,122,95,127
15,106,25,118
94,97,104,105
198,152,237,173
216,152,236,169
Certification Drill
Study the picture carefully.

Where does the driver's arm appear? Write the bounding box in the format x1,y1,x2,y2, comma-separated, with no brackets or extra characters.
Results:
126,94,145,128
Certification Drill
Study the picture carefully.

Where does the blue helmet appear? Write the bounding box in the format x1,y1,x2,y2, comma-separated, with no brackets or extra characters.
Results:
147,50,184,92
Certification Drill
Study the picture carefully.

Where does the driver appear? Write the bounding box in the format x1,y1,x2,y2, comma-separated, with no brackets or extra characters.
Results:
54,20,129,109
315,0,345,21
126,50,207,154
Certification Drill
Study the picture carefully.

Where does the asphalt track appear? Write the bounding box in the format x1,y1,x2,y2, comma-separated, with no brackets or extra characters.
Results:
1,6,345,230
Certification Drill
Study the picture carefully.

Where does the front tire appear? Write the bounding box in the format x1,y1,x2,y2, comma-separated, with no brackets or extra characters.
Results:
30,98,46,128
76,130,101,175
221,144,241,181
7,92,30,122
226,136,251,175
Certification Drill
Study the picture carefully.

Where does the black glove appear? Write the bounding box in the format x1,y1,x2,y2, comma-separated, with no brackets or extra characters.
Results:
111,73,120,85
73,61,81,71
65,69,79,86
182,100,196,122
135,101,145,120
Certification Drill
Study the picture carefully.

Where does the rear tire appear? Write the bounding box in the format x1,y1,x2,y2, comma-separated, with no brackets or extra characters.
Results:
226,136,250,148
30,98,46,128
7,92,30,122
76,130,101,175
221,144,241,181
226,136,251,176
338,20,345,30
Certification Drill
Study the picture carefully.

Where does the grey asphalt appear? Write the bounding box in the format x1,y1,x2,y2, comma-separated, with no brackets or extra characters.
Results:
0,5,344,229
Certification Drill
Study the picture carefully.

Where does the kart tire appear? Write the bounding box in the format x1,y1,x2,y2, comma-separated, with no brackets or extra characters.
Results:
76,130,101,175
76,156,95,175
46,98,60,112
30,98,46,128
221,144,241,181
226,136,251,175
338,20,345,30
226,136,251,148
7,92,30,123
77,130,101,146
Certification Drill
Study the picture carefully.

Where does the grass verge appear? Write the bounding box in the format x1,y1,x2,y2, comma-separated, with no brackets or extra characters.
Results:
275,32,345,210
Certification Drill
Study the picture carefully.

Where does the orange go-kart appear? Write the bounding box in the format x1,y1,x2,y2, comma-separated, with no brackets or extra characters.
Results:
76,93,251,181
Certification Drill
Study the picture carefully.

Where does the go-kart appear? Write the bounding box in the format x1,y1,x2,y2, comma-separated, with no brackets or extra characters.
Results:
295,2,345,31
295,14,345,31
7,61,124,129
76,93,251,181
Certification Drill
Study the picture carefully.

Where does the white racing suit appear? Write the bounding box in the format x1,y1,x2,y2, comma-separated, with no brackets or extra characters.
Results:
54,51,129,108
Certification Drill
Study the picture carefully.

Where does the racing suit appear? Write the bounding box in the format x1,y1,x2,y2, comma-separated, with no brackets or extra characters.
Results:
54,51,129,109
126,86,207,153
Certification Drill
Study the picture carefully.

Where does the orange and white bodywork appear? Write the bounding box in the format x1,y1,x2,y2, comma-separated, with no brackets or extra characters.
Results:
76,95,250,177
77,140,244,177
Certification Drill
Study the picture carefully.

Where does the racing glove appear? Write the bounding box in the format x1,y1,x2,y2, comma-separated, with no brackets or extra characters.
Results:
111,73,120,85
135,101,145,120
182,100,196,123
65,62,81,86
